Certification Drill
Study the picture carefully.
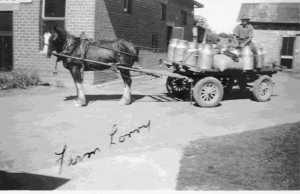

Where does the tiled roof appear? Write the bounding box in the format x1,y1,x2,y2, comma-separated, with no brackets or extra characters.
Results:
237,3,300,23
194,1,204,8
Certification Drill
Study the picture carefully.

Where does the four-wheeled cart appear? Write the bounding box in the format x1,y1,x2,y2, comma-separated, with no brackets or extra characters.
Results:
163,60,283,108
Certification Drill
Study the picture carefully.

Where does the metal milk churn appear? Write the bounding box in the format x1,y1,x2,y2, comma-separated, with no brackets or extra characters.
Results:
167,39,178,62
241,46,254,70
256,47,264,69
197,44,213,70
197,43,203,52
231,48,241,58
173,40,188,63
184,42,198,67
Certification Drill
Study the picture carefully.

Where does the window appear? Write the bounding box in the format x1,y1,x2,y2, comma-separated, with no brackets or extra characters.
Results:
161,3,166,21
43,0,66,18
40,0,66,49
181,10,187,26
124,0,132,14
0,12,13,71
152,33,158,48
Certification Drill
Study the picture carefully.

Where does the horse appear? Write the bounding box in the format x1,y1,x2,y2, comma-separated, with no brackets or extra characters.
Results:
41,26,139,107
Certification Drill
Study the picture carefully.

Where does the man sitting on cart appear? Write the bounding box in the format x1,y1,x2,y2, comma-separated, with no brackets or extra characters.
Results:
233,14,258,56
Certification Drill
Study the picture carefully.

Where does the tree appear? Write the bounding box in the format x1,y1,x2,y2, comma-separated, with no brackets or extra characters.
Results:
218,32,229,38
218,32,234,39
194,15,209,29
206,29,220,44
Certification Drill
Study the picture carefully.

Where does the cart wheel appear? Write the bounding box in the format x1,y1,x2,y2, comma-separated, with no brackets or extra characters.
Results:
193,77,224,108
166,77,190,98
219,76,234,95
252,75,274,102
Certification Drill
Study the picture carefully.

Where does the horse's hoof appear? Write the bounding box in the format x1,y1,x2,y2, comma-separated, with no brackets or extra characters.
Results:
74,99,86,107
119,97,131,105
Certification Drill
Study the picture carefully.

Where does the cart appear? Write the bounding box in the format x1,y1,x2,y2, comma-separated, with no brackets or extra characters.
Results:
162,60,284,108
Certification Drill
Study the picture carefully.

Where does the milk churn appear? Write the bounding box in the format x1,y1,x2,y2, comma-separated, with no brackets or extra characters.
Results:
197,43,203,52
241,46,254,70
184,42,198,67
256,47,264,69
173,40,188,62
231,48,241,58
167,39,178,61
197,44,214,70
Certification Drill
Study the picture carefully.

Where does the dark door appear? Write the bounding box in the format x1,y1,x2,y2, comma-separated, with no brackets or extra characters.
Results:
0,11,13,71
166,26,172,47
281,36,295,69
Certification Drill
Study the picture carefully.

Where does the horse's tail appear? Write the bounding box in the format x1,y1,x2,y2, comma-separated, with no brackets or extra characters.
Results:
114,39,140,65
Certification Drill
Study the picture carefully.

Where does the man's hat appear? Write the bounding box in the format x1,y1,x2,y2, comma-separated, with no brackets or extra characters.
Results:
240,14,250,20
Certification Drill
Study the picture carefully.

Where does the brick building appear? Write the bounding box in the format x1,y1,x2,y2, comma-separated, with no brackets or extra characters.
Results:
0,0,203,85
237,3,300,70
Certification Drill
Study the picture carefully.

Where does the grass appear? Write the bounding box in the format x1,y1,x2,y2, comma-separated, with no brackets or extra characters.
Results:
176,122,300,190
0,70,40,90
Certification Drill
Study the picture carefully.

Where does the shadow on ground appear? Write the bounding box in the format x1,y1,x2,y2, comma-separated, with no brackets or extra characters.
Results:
64,88,278,106
0,171,70,190
64,93,187,105
176,122,300,190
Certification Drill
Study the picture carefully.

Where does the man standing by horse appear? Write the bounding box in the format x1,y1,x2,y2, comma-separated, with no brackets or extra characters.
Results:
233,14,258,56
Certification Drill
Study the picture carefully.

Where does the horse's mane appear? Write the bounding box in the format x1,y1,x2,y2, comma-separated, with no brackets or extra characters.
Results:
54,27,69,41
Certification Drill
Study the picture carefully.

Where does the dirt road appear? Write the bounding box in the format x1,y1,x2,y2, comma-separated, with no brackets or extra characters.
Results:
0,72,299,189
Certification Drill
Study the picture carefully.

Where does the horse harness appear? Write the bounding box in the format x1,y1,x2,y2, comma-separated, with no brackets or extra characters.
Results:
55,33,137,76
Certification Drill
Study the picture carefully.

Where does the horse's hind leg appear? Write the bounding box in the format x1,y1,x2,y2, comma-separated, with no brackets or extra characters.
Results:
70,65,87,107
119,69,132,105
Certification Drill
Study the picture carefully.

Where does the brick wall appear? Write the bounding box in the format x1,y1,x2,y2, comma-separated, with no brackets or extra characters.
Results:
96,0,195,49
65,0,96,39
13,0,59,81
252,30,281,64
13,0,96,86
252,23,300,67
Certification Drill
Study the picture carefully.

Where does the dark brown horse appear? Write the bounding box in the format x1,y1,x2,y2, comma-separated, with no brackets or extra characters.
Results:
41,26,139,106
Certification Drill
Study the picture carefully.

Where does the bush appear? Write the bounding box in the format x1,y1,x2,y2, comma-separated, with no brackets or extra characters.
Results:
0,70,40,89
206,29,221,44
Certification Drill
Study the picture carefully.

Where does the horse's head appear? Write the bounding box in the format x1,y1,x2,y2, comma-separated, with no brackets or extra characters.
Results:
41,26,64,58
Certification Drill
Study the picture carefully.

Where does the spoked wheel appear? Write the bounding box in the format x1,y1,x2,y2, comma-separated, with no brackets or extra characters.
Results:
166,77,191,98
252,75,274,102
193,77,224,108
219,76,234,95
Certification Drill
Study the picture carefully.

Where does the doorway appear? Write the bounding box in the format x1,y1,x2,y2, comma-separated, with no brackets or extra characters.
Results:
0,11,13,71
166,26,172,48
280,36,295,69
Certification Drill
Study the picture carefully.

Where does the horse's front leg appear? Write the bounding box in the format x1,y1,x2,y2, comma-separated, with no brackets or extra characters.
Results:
70,65,86,107
119,69,132,105
69,66,79,100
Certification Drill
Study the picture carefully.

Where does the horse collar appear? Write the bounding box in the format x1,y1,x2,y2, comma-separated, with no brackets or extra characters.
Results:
61,34,76,55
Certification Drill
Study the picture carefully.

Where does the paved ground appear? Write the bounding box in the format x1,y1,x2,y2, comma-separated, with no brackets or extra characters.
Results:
0,72,300,190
